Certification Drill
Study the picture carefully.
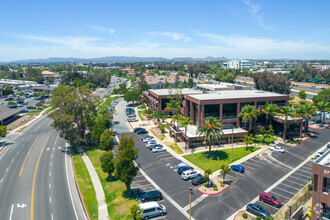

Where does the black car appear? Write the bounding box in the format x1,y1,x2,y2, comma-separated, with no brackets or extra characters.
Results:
27,106,36,109
192,176,207,186
178,166,194,175
136,130,148,135
19,109,29,113
148,144,162,150
134,127,145,133
140,190,163,203
246,203,270,219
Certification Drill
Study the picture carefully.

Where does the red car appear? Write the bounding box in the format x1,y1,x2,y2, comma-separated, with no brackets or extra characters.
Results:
259,192,281,207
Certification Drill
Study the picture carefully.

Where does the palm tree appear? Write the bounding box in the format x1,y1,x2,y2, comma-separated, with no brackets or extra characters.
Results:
165,100,182,115
262,102,279,127
196,116,224,158
171,114,182,127
239,105,260,135
295,101,315,133
178,116,193,150
151,110,163,124
277,106,296,142
315,101,330,125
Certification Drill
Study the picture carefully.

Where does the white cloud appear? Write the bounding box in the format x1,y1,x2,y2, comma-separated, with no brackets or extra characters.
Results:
23,35,99,48
241,0,271,30
150,32,191,43
86,25,115,35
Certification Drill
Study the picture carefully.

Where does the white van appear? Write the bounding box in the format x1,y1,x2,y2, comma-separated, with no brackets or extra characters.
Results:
138,201,167,219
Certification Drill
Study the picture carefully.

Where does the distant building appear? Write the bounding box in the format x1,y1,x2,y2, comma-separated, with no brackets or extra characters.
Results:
196,83,251,91
314,65,330,70
145,76,189,89
0,105,19,125
41,70,58,79
121,68,135,75
223,60,256,69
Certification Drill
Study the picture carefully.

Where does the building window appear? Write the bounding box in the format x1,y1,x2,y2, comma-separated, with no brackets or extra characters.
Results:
223,103,237,119
323,177,330,193
322,203,330,219
204,104,220,119
257,101,266,108
314,174,318,192
193,103,198,126
273,100,286,107
240,102,255,110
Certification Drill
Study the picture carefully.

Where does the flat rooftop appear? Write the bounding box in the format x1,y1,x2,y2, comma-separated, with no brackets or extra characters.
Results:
196,83,247,90
315,149,330,167
188,90,288,100
149,88,203,96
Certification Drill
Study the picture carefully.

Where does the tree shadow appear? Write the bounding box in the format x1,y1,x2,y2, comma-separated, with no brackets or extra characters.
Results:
202,151,229,161
122,189,138,200
246,146,255,152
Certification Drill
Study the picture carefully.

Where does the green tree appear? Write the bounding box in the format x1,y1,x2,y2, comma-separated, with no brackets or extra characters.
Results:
174,74,179,88
0,126,7,137
277,106,296,142
171,114,182,127
312,88,330,104
165,100,182,115
262,102,279,127
115,135,139,196
295,101,315,133
158,123,166,133
188,78,194,87
239,105,260,135
204,168,212,187
298,90,307,100
130,75,136,85
8,101,16,106
196,116,224,158
99,130,114,151
163,79,170,88
314,101,330,125
50,84,97,146
73,78,83,87
151,110,164,124
178,116,193,150
124,89,141,104
3,87,13,96
138,75,150,91
100,151,115,180
242,134,254,149
130,204,143,220
220,164,231,182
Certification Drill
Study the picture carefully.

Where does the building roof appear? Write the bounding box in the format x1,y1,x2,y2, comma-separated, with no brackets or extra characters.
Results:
41,70,57,75
315,149,330,167
0,105,19,122
121,68,134,71
146,76,189,85
196,83,249,91
149,88,203,96
188,90,288,101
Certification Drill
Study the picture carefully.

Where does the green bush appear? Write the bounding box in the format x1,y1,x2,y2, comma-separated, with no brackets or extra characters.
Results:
265,216,274,220
219,181,224,187
308,183,313,191
255,217,262,220
204,183,208,187
213,185,218,191
242,212,248,219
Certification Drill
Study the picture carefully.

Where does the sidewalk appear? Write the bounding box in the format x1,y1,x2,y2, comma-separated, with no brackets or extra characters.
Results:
77,147,109,220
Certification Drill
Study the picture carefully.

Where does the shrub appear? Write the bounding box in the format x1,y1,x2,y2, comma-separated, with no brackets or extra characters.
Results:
242,212,248,219
213,185,218,191
204,183,208,188
256,217,262,220
219,181,224,187
296,139,302,143
308,183,313,191
265,216,274,220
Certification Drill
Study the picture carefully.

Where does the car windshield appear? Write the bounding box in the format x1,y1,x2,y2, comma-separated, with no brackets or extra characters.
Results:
259,206,265,212
271,195,277,201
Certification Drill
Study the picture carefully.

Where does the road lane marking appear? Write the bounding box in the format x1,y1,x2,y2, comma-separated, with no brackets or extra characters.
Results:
51,213,53,220
0,178,3,183
6,167,9,172
65,144,79,220
0,143,12,160
11,158,14,163
49,196,51,203
47,148,50,151
49,172,51,177
30,129,54,220
20,121,53,176
58,147,61,149
49,183,51,189
50,162,52,167
51,154,53,158
9,204,14,220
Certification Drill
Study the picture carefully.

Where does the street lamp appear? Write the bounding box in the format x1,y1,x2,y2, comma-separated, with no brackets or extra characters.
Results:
189,187,193,220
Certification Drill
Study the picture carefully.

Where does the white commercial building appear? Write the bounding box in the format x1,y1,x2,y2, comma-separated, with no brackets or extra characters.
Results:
224,60,256,69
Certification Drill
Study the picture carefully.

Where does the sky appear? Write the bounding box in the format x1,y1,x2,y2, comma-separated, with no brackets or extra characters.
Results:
1,0,330,61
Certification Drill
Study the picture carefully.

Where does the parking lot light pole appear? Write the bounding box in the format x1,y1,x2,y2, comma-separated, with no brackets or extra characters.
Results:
189,187,193,220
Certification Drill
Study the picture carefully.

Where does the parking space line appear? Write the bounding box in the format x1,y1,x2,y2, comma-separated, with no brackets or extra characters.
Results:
287,175,309,183
291,172,311,179
269,191,291,201
283,179,306,187
183,194,208,212
271,187,296,196
131,183,153,188
160,156,176,161
295,169,311,175
224,174,239,180
258,201,279,210
248,159,265,166
243,160,261,167
240,164,256,170
278,182,301,191
132,179,150,184
156,153,173,158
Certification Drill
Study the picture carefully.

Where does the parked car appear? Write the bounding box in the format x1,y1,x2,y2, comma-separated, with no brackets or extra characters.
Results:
178,166,194,175
270,146,285,153
19,109,28,113
8,105,17,109
259,192,281,207
246,203,270,219
230,165,245,173
143,137,154,143
146,141,158,147
138,202,166,219
152,147,166,153
315,152,324,158
137,129,148,135
127,117,137,122
126,107,134,111
142,136,153,141
147,144,162,150
127,113,136,117
134,127,145,133
140,190,163,203
17,103,23,107
181,170,201,180
191,176,207,186
27,106,36,109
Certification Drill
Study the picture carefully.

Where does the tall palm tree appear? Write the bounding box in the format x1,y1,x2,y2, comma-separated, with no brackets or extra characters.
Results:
315,101,330,125
295,101,315,133
178,116,193,150
239,105,260,135
151,110,164,124
196,116,224,158
165,100,182,115
262,102,279,127
171,114,182,127
277,106,296,142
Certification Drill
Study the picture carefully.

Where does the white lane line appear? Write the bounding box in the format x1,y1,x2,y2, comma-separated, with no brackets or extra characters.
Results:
270,191,292,201
283,178,306,187
58,147,61,150
287,175,309,182
278,182,301,191
49,183,51,189
0,144,12,160
51,213,54,220
49,172,51,177
65,144,79,220
50,162,52,167
9,204,14,220
6,167,9,172
183,194,208,211
11,158,14,163
49,196,52,203
47,148,50,151
16,151,19,154
51,154,53,158
0,178,3,183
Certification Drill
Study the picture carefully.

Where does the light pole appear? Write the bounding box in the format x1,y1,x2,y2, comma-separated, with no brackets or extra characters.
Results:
189,187,193,220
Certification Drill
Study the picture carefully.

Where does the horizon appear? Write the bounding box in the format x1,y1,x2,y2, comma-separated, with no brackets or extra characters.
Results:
1,0,330,62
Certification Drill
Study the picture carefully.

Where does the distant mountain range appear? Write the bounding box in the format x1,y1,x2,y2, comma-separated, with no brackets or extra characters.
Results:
2,56,228,64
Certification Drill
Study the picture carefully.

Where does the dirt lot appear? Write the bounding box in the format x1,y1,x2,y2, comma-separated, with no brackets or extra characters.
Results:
7,115,35,132
293,81,329,89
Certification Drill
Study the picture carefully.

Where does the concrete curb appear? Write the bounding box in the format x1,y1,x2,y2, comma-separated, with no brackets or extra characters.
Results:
71,153,90,220
0,142,8,153
296,133,314,146
198,185,230,195
232,210,245,220
309,124,330,130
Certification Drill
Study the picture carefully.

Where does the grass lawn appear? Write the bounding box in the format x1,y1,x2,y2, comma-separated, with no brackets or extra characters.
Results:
87,149,139,220
138,110,145,121
254,136,277,145
164,142,184,154
72,153,98,219
183,146,260,173
42,107,54,115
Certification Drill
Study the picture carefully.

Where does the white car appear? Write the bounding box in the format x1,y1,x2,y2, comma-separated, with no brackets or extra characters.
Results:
127,117,137,122
152,147,166,153
146,141,157,147
270,146,285,153
181,170,201,180
315,152,324,158
143,137,154,143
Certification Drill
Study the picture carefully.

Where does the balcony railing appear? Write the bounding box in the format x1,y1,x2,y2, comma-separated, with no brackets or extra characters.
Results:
222,115,237,120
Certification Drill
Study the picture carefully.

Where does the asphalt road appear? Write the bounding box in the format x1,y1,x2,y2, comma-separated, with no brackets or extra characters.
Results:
191,127,330,220
0,116,86,220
